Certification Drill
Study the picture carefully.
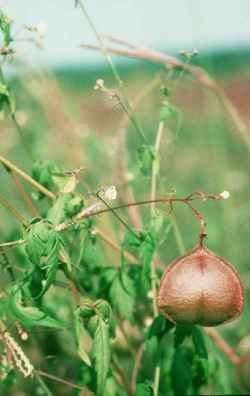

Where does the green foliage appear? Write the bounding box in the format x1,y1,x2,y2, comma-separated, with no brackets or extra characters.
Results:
93,317,111,395
0,10,12,47
171,346,193,395
25,218,60,296
74,308,92,366
122,229,155,292
170,326,210,395
137,144,155,175
76,298,115,390
9,286,63,328
110,269,135,322
136,382,153,396
0,82,15,117
32,160,56,199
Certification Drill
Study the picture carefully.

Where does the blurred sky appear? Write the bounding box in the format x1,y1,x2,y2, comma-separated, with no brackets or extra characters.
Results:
1,0,250,67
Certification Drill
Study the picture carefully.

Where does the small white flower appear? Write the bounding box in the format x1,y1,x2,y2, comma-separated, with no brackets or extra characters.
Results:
21,332,28,341
219,190,230,200
98,185,117,201
94,79,104,90
144,317,153,327
36,21,47,37
104,185,117,201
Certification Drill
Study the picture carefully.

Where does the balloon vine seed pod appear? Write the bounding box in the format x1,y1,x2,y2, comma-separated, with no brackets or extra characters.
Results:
157,243,244,326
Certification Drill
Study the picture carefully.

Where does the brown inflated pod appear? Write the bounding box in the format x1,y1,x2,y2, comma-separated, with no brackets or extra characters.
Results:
157,244,244,326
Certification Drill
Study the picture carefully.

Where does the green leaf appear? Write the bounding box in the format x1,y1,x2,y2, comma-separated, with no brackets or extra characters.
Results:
144,315,174,373
110,272,134,322
137,145,155,175
93,318,111,395
143,335,159,368
139,231,155,292
191,327,209,389
191,326,208,359
32,160,56,199
95,300,112,321
95,300,116,338
74,310,92,367
174,325,193,348
123,229,141,250
0,83,9,96
25,219,60,296
79,229,97,267
148,315,174,339
123,230,155,293
192,355,209,390
9,286,63,329
87,315,100,338
136,382,153,396
171,346,193,396
0,82,15,116
0,11,12,46
65,194,84,217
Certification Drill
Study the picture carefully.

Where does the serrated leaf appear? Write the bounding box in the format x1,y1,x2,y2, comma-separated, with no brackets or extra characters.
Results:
95,300,116,338
25,219,60,297
93,318,111,395
74,310,91,367
9,286,63,329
